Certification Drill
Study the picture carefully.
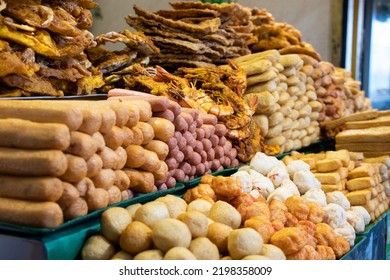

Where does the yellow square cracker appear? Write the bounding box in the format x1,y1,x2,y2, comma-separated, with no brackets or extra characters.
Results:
346,177,376,191
315,172,341,185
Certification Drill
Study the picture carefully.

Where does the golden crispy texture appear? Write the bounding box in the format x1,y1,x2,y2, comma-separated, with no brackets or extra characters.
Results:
285,196,310,221
316,245,336,260
296,220,317,236
331,237,351,259
237,201,270,223
183,184,217,203
271,219,285,232
210,176,242,200
285,212,299,227
229,192,256,208
200,174,214,185
269,200,288,225
287,245,320,260
307,202,325,224
270,227,308,255
244,216,275,243
314,223,336,247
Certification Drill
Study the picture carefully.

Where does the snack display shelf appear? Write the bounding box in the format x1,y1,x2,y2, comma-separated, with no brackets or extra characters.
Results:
0,183,185,260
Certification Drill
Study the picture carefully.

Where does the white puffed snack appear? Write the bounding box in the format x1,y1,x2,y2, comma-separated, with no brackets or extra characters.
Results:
249,169,274,198
346,210,365,233
323,203,347,229
293,170,321,195
267,165,289,188
286,160,310,178
231,170,253,193
350,206,370,226
301,188,327,207
334,222,356,247
266,181,298,203
280,179,300,196
250,152,283,175
326,191,351,210
238,165,251,173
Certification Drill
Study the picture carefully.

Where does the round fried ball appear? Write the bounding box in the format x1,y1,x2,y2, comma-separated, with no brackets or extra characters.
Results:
81,235,116,260
187,199,213,216
261,244,286,260
177,211,209,238
134,249,164,260
134,201,169,227
156,195,187,218
119,221,152,255
152,218,192,252
242,255,270,260
164,247,197,260
208,201,241,229
206,222,232,254
126,203,142,218
189,237,220,260
101,207,132,243
111,250,133,260
227,228,263,260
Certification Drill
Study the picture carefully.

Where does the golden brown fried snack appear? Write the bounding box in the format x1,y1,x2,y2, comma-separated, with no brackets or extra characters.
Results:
285,212,298,227
296,220,317,236
230,192,256,208
307,202,325,224
331,237,351,259
285,196,310,221
210,176,242,200
271,219,284,231
316,245,336,260
244,216,275,243
237,201,270,222
287,245,320,260
314,223,336,247
270,227,308,255
200,174,214,185
183,184,217,203
269,199,288,225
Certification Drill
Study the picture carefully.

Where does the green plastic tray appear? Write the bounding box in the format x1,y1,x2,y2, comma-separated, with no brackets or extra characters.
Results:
0,183,185,236
340,235,366,260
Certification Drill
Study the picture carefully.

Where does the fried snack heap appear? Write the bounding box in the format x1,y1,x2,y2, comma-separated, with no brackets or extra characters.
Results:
0,0,104,97
85,29,160,93
126,2,257,69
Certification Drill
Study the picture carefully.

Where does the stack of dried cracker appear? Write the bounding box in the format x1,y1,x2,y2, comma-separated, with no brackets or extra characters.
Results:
126,2,256,68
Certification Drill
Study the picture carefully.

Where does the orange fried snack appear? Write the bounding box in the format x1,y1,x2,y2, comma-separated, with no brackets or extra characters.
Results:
271,219,285,231
285,196,309,221
307,202,325,224
244,216,275,243
316,245,336,260
269,200,288,225
210,176,242,200
230,192,256,208
331,237,351,259
183,183,217,203
314,223,336,247
285,212,299,227
270,227,308,255
200,174,214,185
296,220,317,236
237,201,270,222
287,245,320,260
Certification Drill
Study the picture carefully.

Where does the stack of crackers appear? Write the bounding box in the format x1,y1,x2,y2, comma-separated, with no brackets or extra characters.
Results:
335,111,390,158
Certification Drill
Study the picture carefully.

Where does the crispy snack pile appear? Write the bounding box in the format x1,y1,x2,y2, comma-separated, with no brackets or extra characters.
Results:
0,0,104,97
126,2,257,69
